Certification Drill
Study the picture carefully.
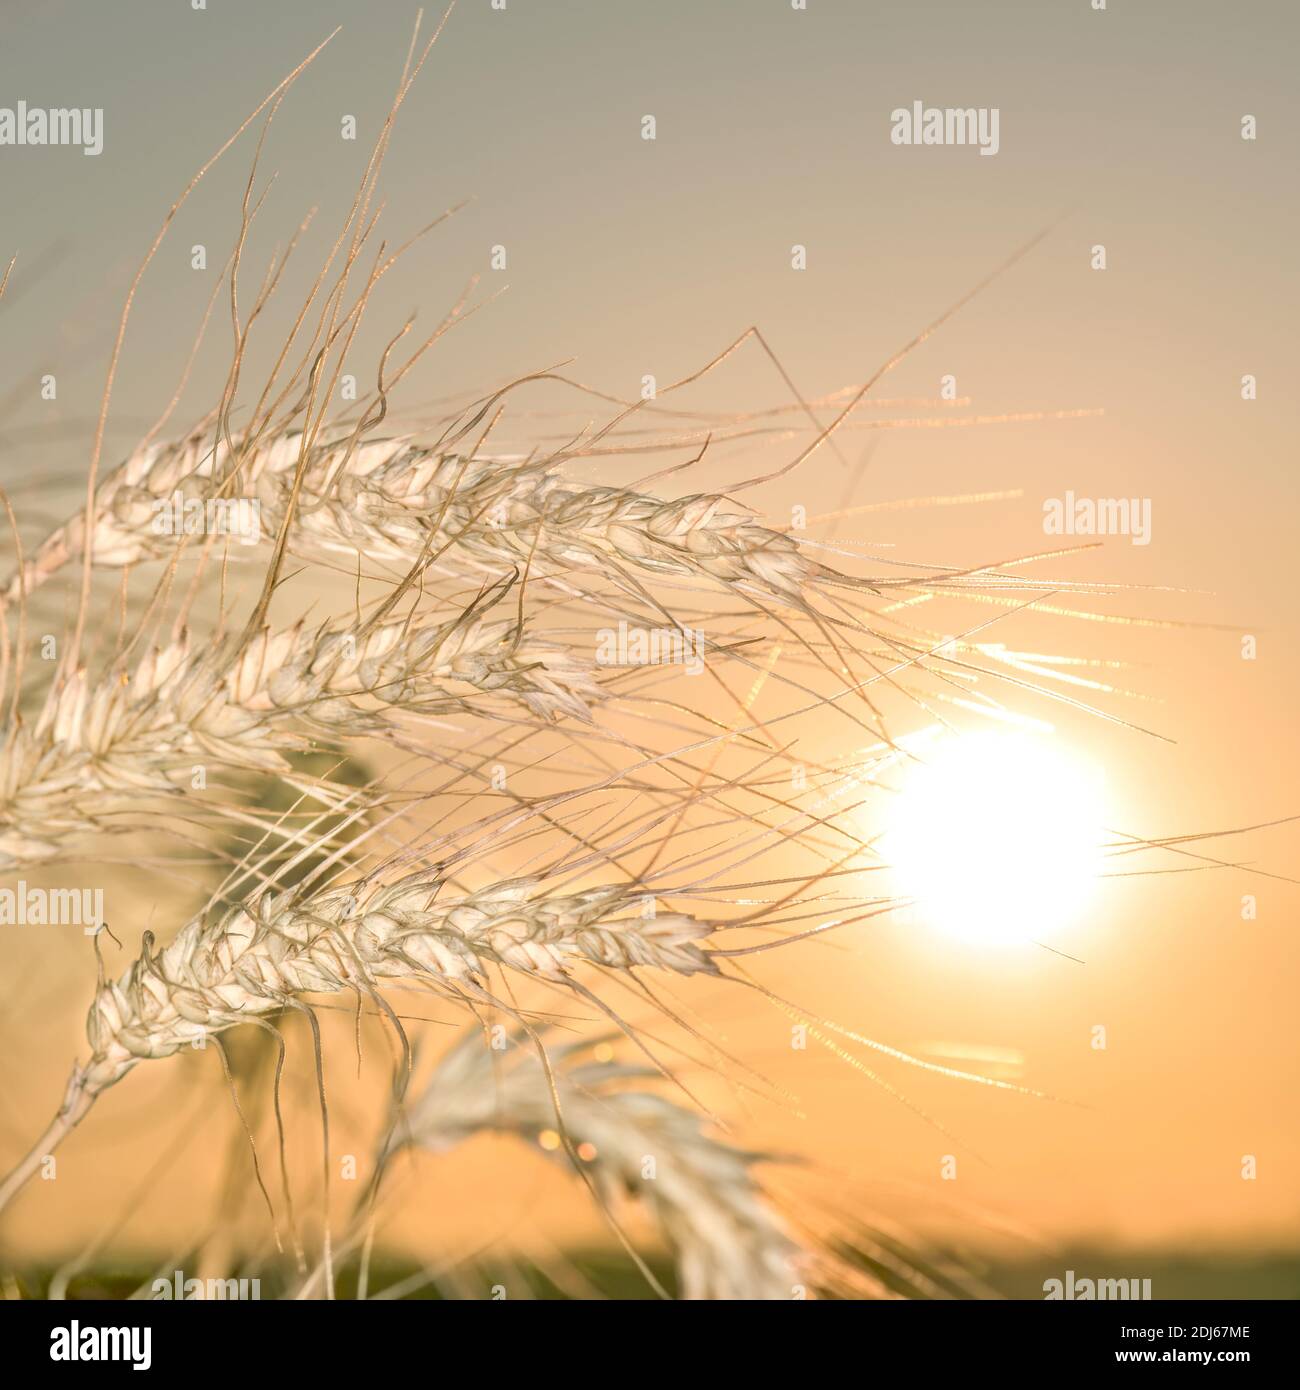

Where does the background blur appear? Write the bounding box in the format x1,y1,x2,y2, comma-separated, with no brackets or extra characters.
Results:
1,0,1296,1293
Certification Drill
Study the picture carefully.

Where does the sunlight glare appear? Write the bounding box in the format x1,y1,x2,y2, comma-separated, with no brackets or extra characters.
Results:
884,731,1105,947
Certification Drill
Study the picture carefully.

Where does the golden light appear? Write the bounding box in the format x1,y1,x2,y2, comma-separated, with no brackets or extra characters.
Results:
883,730,1105,947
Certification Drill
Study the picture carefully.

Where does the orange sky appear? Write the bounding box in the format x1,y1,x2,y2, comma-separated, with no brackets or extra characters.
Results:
0,0,1296,1264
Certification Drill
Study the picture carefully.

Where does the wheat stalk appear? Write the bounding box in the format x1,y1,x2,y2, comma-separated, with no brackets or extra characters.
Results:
0,863,725,1217
4,426,810,610
85,872,717,1090
395,1028,809,1299
0,585,599,869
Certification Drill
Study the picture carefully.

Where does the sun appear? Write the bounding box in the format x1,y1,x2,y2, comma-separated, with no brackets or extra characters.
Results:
883,730,1105,947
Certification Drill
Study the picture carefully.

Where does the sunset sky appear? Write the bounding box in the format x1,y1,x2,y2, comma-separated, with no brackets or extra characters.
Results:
1,0,1296,1269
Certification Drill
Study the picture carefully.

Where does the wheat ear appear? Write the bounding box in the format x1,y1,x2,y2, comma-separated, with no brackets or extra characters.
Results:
395,1027,807,1299
0,586,600,869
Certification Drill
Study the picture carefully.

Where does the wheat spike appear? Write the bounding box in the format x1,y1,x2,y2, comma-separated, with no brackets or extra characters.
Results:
397,1028,807,1300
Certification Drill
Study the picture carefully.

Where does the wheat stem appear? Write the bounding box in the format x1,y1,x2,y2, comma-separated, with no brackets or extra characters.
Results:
0,1066,95,1219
